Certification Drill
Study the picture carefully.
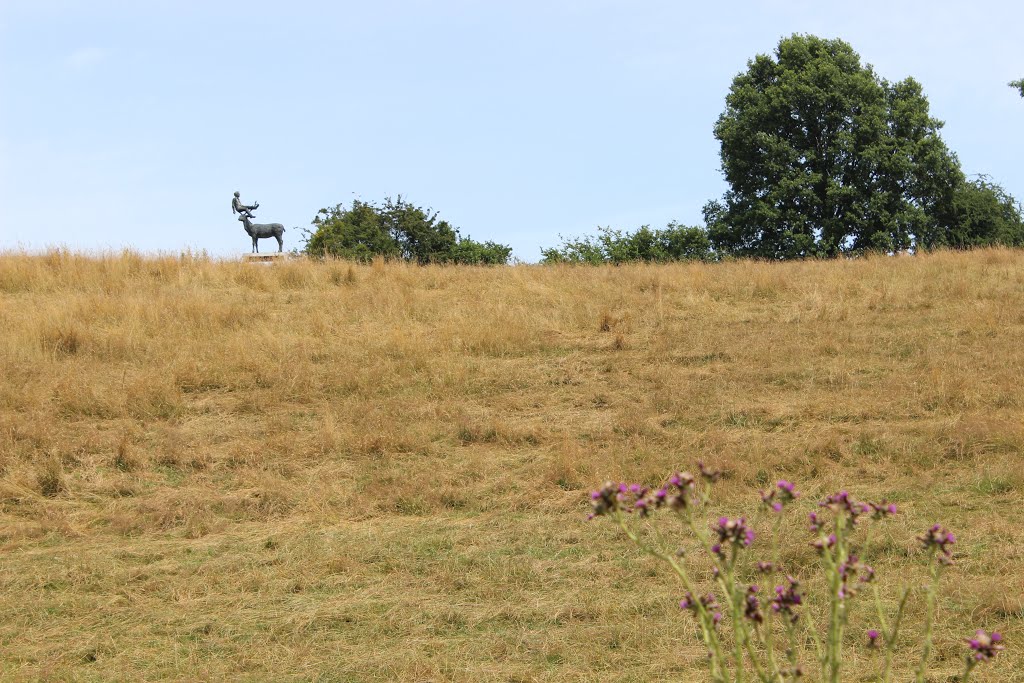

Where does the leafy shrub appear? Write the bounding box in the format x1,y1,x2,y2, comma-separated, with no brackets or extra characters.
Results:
303,196,512,265
541,223,714,264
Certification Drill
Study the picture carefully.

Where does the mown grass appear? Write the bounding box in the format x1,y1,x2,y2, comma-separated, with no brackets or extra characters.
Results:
0,248,1022,681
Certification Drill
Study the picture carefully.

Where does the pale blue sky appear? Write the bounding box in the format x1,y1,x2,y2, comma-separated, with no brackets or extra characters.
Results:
1,1,1021,261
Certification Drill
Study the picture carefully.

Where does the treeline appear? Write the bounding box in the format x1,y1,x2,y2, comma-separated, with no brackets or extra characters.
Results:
541,174,1024,264
303,35,1023,265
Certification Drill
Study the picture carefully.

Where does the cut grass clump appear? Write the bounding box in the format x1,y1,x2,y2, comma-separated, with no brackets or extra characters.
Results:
112,439,141,472
40,325,83,355
36,457,64,497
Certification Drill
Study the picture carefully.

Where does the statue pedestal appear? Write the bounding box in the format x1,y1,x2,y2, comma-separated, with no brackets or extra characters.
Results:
243,253,288,265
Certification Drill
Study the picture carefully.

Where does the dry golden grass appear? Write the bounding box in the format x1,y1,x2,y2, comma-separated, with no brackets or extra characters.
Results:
1,248,1023,681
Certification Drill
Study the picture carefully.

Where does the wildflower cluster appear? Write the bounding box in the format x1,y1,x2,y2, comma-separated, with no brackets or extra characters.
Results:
680,592,722,626
711,516,754,557
770,576,802,624
743,585,763,624
819,491,898,528
811,532,837,554
587,468,1007,682
962,630,1005,682
761,479,799,512
697,461,722,483
919,524,956,565
588,473,700,520
836,554,875,599
588,481,620,518
967,630,1004,662
866,500,899,520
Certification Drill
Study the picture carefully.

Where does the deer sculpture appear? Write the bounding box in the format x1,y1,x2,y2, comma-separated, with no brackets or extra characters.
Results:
238,215,286,253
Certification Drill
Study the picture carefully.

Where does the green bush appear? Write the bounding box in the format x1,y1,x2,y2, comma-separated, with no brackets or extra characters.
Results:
303,196,512,265
541,223,714,264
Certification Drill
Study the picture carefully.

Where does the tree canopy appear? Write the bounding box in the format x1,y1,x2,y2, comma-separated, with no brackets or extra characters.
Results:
705,34,968,258
1010,79,1024,97
302,197,512,265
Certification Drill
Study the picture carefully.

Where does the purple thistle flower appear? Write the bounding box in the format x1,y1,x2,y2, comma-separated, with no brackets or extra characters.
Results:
744,584,763,624
667,493,688,512
666,472,696,511
761,479,799,512
818,491,898,529
919,524,956,565
812,534,837,554
865,499,898,520
771,576,802,623
669,471,696,490
697,461,721,483
679,591,721,629
832,554,875,598
821,490,862,523
966,630,1004,662
713,516,755,553
867,629,880,648
588,482,620,517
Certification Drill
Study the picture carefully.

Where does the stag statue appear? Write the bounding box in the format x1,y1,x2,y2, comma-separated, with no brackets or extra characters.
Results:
238,215,286,253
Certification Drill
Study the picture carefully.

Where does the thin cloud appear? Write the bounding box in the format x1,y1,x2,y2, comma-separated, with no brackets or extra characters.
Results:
65,47,107,70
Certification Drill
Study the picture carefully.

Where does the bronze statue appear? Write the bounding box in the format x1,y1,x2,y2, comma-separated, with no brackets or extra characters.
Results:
231,191,258,219
239,215,285,253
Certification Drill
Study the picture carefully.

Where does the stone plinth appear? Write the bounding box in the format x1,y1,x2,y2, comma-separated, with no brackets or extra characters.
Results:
243,253,288,265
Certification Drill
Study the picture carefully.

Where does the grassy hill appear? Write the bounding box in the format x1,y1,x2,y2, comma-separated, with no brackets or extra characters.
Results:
1,249,1021,681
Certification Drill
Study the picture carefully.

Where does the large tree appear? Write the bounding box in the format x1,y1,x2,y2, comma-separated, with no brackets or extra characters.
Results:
303,196,512,264
705,34,964,258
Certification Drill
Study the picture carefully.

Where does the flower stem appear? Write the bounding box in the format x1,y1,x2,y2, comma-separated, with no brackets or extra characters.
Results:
914,549,940,683
961,658,977,683
614,511,730,682
873,585,909,683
